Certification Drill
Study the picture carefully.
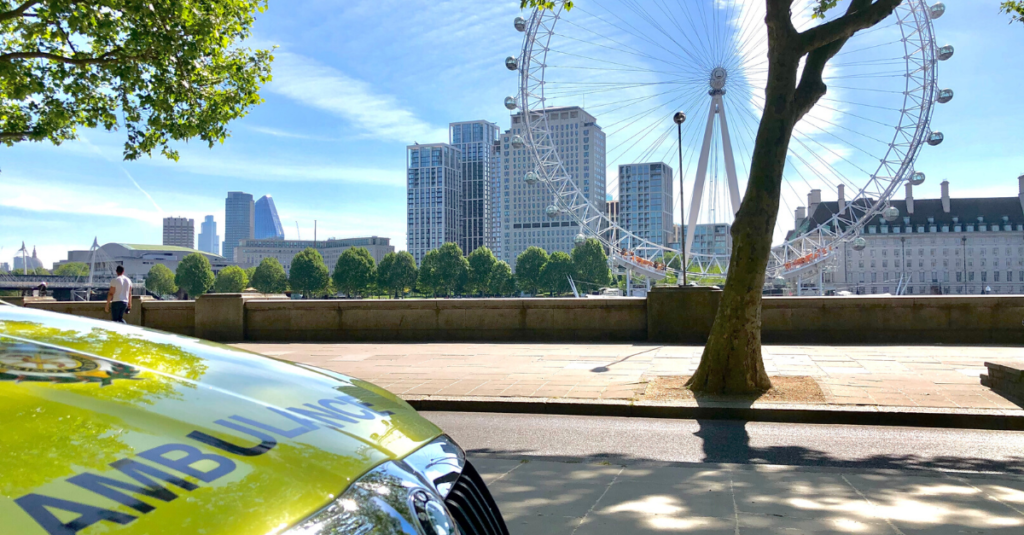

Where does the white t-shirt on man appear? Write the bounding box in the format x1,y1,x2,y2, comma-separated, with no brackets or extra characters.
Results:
110,275,132,303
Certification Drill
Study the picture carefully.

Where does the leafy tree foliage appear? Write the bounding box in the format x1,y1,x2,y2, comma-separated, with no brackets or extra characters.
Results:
378,251,417,298
250,257,287,294
333,247,376,298
174,253,214,299
145,264,177,297
0,0,274,159
571,238,611,291
1003,1,1024,23
244,266,257,283
541,251,573,296
467,247,497,295
53,262,88,277
214,265,248,293
515,246,548,295
289,248,329,298
434,242,469,296
417,249,441,297
488,261,516,297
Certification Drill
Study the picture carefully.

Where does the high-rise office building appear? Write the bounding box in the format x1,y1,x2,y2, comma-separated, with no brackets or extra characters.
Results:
223,192,254,262
255,195,285,240
406,143,462,265
498,106,606,266
198,215,220,255
450,121,499,255
162,217,195,249
618,162,674,247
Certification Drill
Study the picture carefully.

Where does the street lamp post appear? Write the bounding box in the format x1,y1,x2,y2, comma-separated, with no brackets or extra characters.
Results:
674,112,687,286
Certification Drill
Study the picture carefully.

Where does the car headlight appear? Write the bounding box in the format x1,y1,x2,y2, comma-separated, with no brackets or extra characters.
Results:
284,436,466,535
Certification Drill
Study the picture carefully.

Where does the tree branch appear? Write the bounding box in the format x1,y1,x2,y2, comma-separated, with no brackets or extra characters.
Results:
0,0,40,23
0,49,129,65
799,0,901,54
765,0,799,43
1,131,34,142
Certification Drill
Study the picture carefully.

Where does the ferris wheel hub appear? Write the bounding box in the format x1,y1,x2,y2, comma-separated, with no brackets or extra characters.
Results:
709,67,728,95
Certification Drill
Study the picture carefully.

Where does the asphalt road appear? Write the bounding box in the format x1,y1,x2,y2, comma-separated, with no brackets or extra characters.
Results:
423,411,1024,475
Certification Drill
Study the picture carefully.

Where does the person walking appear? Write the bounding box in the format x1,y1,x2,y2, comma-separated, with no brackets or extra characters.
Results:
105,266,132,323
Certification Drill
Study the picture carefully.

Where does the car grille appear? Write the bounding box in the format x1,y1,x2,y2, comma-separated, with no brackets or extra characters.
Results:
444,461,509,535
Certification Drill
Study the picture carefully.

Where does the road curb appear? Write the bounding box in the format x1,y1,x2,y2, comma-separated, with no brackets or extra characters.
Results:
404,397,1024,431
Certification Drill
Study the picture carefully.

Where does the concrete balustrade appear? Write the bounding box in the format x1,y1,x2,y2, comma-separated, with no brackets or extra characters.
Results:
5,290,1023,345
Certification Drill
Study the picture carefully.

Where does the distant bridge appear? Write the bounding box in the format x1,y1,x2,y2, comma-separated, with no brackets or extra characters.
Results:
0,274,110,291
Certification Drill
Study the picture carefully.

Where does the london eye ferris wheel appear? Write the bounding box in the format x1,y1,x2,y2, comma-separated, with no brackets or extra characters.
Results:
504,0,953,287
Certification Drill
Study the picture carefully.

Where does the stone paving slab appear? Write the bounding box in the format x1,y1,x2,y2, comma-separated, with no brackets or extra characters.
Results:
233,342,1024,410
472,457,1024,535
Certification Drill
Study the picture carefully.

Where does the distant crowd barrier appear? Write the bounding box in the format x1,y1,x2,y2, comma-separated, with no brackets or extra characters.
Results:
5,289,1023,345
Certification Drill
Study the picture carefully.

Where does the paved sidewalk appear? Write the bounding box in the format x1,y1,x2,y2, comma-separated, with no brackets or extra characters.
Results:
472,456,1024,534
233,342,1024,411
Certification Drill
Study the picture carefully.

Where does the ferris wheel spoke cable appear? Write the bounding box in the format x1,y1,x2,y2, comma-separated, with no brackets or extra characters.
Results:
578,4,703,69
557,18,691,71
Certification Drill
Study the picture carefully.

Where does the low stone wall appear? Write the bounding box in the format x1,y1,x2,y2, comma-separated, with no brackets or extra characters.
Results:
5,291,1024,345
647,287,1024,345
982,362,1024,407
244,298,648,342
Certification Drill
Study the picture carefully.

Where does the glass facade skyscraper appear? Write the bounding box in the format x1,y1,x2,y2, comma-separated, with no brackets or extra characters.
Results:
406,144,462,265
618,162,674,247
198,215,220,255
499,106,606,267
449,120,499,256
255,195,285,240
223,192,254,262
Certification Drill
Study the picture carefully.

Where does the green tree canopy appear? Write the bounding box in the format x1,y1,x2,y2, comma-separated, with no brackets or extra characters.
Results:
244,266,257,283
289,248,329,298
214,265,248,293
333,247,376,298
53,262,88,277
1003,1,1024,23
515,246,548,296
571,238,611,292
417,250,440,297
541,251,574,296
488,261,516,297
0,0,274,159
378,251,417,298
434,242,470,296
466,246,498,295
250,257,287,294
174,253,214,299
145,264,177,297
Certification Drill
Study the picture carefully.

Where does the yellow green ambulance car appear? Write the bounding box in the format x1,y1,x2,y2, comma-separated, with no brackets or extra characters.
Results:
0,303,508,535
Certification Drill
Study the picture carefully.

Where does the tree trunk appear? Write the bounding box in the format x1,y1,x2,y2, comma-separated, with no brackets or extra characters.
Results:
688,42,802,395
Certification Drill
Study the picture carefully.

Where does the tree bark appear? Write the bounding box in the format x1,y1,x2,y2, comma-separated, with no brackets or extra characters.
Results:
687,0,901,395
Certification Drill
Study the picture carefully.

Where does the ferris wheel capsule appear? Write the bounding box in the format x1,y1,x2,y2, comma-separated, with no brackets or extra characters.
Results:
504,96,518,110
772,276,787,288
574,233,587,245
936,45,954,61
927,131,944,146
545,205,561,218
505,56,519,70
883,206,900,222
524,171,539,185
511,135,525,149
937,89,954,104
910,172,926,186
929,2,945,19
852,237,868,251
514,16,527,32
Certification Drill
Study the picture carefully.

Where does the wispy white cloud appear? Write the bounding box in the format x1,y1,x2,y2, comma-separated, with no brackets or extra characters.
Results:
244,125,344,142
266,51,448,143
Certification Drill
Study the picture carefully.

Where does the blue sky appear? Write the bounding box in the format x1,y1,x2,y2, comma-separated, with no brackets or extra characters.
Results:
2,0,1022,268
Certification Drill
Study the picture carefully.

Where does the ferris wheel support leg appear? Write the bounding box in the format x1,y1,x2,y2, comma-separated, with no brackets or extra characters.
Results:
715,95,742,216
684,98,718,263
